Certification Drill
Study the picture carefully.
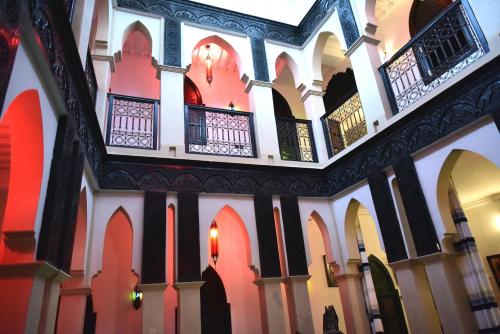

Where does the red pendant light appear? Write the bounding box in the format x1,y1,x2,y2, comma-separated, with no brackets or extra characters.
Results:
210,220,219,267
205,44,213,86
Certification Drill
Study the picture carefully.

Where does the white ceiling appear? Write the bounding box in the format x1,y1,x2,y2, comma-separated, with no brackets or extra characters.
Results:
188,0,316,25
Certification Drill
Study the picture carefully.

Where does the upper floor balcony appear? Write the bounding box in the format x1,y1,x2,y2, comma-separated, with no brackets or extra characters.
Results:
76,0,497,167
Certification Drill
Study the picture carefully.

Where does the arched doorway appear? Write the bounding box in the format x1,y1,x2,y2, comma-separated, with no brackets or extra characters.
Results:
409,0,453,36
368,255,408,334
184,76,203,105
437,150,500,331
201,266,231,334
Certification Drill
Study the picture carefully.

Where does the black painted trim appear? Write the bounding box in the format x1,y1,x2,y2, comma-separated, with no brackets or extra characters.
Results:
116,0,359,48
393,156,441,256
37,116,85,273
250,37,270,82
367,171,408,263
177,192,201,282
142,191,167,284
164,19,181,66
280,196,308,276
254,195,281,278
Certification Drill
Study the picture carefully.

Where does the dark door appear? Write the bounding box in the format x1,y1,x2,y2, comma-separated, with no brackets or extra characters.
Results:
368,255,408,334
201,266,232,334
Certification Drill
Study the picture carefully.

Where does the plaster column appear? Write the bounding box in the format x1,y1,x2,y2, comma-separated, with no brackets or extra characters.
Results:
390,259,442,334
140,283,168,334
422,253,478,334
71,0,96,61
38,270,70,334
284,275,314,334
300,87,329,162
336,263,371,334
56,284,90,334
246,81,281,161
0,262,62,334
255,277,287,334
158,65,187,157
174,281,204,334
346,36,392,133
91,55,114,132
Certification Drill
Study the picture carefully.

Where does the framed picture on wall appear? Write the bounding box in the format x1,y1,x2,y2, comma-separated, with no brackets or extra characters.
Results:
487,254,500,288
323,255,338,287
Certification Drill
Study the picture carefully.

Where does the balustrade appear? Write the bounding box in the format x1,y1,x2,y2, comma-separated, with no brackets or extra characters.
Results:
105,94,159,150
185,105,257,158
321,92,367,158
276,117,317,162
379,0,488,114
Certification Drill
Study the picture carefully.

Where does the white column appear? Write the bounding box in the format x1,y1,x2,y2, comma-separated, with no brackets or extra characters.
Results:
158,65,187,157
91,55,114,132
284,275,314,334
422,253,478,334
140,283,168,334
300,88,329,162
38,271,70,334
346,36,392,134
246,81,281,162
174,281,204,334
255,277,287,334
71,0,96,62
390,259,442,334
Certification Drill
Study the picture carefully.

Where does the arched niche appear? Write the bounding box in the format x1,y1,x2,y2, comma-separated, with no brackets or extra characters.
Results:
91,206,140,334
184,76,203,105
188,35,249,111
311,32,350,86
0,90,44,241
274,52,306,119
409,0,452,37
110,21,159,99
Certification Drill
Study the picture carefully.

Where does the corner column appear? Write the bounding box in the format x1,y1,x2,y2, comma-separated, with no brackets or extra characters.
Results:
141,191,168,334
253,195,287,333
280,196,314,334
346,35,392,132
300,87,329,162
176,192,203,334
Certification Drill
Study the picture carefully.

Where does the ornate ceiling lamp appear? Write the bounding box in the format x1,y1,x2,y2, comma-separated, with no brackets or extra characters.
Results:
210,220,219,267
205,44,213,86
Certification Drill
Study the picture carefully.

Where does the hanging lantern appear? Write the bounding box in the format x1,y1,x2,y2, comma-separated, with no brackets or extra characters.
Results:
131,286,143,310
228,101,235,110
205,45,213,86
210,220,219,267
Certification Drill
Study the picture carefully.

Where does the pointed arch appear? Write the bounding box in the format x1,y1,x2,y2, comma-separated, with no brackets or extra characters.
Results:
70,188,88,272
311,31,344,81
192,35,244,78
201,265,232,334
309,211,335,264
0,90,44,234
121,20,153,53
344,198,362,260
275,51,301,88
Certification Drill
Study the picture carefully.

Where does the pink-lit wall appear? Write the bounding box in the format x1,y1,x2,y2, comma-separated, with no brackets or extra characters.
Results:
164,205,177,334
187,63,249,111
110,31,159,100
92,209,141,334
205,206,262,334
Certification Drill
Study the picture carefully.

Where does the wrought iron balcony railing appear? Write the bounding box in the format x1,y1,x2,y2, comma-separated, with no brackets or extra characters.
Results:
105,94,159,150
379,0,488,114
185,105,257,158
276,117,317,162
85,48,98,106
321,91,367,158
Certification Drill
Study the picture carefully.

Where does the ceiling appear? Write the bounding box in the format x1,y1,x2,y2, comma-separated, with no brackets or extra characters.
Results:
188,0,316,25
375,0,403,21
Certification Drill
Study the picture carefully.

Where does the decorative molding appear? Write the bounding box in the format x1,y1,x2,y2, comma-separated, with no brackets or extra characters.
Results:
245,79,273,93
253,277,284,286
164,19,181,66
284,275,312,283
0,261,60,278
91,54,115,72
345,35,381,57
300,89,325,102
280,197,309,276
462,192,500,209
173,281,205,290
138,283,169,291
250,37,269,82
116,0,359,48
156,64,189,77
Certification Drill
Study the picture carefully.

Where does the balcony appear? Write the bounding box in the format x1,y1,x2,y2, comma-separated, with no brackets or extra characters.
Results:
185,105,257,158
105,94,159,150
276,117,317,162
379,0,488,114
85,48,97,106
321,92,367,158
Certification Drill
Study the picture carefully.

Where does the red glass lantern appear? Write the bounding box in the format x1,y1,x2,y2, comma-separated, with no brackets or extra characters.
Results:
205,45,213,86
210,220,219,267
